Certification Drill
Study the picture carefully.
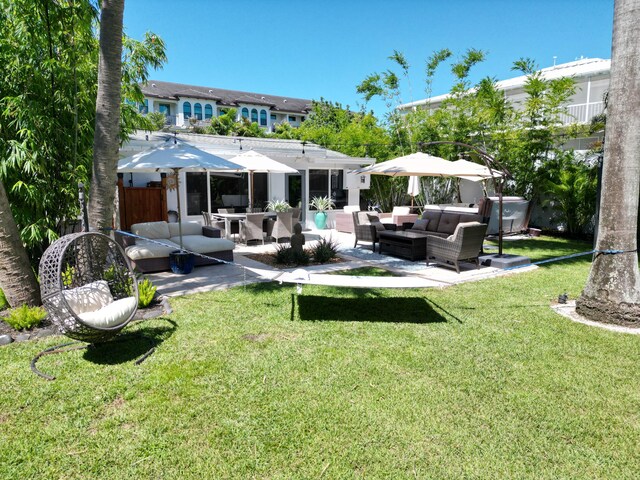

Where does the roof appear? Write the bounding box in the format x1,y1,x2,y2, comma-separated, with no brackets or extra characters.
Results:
121,131,370,167
141,80,313,114
398,58,611,110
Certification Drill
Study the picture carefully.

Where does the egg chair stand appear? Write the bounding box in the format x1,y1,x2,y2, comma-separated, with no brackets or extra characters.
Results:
33,231,155,380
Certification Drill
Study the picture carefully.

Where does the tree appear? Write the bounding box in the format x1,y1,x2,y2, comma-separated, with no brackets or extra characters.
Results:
576,0,640,325
88,0,125,230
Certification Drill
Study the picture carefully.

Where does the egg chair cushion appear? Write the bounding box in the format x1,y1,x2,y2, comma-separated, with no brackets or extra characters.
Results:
63,280,113,314
78,296,138,328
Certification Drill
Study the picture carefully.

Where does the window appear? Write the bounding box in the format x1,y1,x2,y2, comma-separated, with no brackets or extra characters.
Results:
138,99,148,114
288,115,296,122
219,108,228,116
251,108,258,123
270,114,277,120
194,103,202,120
260,109,267,126
309,169,347,209
241,107,249,119
186,172,207,215
158,103,170,116
209,173,248,211
300,116,305,122
183,101,191,119
204,104,213,119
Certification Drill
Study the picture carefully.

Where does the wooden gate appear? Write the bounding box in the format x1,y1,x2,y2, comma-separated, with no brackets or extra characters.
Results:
118,175,167,230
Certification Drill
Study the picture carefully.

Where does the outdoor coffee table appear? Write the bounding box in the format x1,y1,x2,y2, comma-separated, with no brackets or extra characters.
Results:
378,231,428,261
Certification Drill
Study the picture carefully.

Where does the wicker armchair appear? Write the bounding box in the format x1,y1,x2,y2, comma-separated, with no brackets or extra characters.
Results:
240,213,267,245
353,211,394,251
270,211,294,243
426,222,488,273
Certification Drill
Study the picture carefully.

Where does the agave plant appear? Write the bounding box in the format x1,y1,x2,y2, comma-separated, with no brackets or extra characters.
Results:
309,196,335,212
265,199,292,212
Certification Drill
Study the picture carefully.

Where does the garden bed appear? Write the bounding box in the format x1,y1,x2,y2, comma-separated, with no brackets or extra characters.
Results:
244,252,347,269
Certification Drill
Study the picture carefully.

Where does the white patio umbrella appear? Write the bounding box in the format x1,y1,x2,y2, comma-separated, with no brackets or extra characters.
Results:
407,175,421,207
452,159,504,182
118,140,244,250
227,150,299,209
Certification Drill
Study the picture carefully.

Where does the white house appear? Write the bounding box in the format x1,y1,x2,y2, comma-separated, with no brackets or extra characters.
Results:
397,57,611,150
138,81,312,131
119,132,372,229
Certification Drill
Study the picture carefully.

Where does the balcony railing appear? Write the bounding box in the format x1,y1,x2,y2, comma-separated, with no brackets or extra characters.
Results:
559,101,605,125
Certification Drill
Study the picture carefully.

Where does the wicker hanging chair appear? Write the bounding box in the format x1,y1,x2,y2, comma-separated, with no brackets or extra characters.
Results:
39,232,139,343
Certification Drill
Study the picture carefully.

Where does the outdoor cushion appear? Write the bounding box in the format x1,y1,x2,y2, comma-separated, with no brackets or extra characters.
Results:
168,221,202,237
343,205,360,213
366,214,386,232
451,221,483,238
63,280,113,314
131,221,171,240
412,219,429,231
438,213,461,235
392,206,410,215
125,240,181,260
79,296,137,328
421,210,441,232
169,235,235,254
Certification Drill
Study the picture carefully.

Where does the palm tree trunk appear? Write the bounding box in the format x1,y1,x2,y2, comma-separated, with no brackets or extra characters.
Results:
88,0,124,231
576,0,640,325
0,180,41,307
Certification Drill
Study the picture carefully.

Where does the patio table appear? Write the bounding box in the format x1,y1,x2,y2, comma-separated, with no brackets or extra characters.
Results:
378,230,428,261
213,212,276,240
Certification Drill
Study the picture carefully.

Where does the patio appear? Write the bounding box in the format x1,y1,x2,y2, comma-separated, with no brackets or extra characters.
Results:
144,226,537,297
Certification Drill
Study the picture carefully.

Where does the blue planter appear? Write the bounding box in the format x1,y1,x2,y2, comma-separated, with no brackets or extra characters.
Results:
169,251,195,274
314,211,328,230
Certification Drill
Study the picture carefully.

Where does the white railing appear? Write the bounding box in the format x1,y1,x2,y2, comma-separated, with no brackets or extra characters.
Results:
559,101,605,125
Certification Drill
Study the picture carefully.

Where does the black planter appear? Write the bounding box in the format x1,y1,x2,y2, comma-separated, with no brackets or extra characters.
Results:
169,251,195,274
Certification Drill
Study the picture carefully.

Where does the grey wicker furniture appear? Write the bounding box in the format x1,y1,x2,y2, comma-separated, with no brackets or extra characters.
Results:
426,222,488,273
39,232,139,343
270,211,294,242
352,212,396,251
240,213,267,245
378,231,428,261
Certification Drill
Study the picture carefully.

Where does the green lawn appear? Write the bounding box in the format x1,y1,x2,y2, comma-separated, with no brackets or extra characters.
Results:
2,237,640,479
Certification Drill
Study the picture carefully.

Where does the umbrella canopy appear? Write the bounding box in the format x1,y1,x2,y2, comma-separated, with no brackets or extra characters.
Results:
118,140,243,173
452,159,504,182
407,176,421,207
352,152,504,182
118,140,244,250
227,150,299,208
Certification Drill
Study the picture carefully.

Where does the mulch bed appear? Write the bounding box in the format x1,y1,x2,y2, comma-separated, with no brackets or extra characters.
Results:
244,253,346,269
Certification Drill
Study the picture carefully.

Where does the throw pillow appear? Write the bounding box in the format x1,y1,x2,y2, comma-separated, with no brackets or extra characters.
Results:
412,218,429,231
367,214,386,232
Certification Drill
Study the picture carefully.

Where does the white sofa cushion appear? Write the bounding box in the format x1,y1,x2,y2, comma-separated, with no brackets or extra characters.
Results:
392,206,411,215
131,221,171,240
63,280,113,314
125,239,181,260
79,296,137,328
343,205,360,213
168,221,202,237
169,235,235,254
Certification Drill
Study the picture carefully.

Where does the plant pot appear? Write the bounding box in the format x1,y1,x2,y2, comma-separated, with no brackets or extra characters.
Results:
314,211,328,230
169,251,195,274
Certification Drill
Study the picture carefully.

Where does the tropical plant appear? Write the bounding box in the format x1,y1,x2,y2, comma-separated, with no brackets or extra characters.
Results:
310,237,340,264
265,199,291,212
0,288,7,310
146,111,167,131
137,278,157,308
274,244,310,266
309,196,335,212
4,305,47,331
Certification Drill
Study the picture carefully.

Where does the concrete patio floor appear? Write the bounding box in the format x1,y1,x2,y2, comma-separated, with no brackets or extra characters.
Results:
145,227,538,297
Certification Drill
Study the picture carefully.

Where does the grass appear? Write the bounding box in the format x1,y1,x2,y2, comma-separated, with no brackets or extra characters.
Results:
2,236,640,478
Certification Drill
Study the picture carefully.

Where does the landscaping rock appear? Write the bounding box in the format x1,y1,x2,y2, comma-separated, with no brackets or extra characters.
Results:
36,328,56,338
14,333,31,342
0,334,13,346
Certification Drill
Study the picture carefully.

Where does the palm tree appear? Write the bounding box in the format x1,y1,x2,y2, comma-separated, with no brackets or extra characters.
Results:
88,0,125,230
0,180,41,307
576,0,640,325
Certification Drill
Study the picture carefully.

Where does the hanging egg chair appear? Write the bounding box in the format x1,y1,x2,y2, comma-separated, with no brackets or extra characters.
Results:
39,232,139,343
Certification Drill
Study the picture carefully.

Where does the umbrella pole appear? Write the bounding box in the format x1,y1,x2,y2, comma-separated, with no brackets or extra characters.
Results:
174,168,184,251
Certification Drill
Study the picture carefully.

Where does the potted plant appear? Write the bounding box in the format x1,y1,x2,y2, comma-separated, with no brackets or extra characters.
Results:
309,196,335,229
265,199,292,212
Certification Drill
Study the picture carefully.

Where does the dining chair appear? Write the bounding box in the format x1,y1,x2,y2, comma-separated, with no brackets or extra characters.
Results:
270,211,293,243
240,213,267,245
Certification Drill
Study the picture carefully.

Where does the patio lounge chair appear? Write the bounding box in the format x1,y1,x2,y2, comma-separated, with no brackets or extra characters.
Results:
353,211,394,251
240,213,267,245
426,222,488,273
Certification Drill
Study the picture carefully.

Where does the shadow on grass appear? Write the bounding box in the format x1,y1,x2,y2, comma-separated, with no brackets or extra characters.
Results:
83,317,177,365
295,294,449,324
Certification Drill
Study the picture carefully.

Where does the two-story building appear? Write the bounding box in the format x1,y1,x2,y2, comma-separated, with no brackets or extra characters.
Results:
138,80,312,131
397,57,611,150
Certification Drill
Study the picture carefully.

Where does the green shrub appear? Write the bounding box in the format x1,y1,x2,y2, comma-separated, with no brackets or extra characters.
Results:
138,278,157,308
311,236,340,263
5,305,47,331
0,288,7,310
274,244,310,266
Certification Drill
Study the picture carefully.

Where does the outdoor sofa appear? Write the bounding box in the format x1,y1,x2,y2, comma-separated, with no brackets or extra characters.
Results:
116,221,235,273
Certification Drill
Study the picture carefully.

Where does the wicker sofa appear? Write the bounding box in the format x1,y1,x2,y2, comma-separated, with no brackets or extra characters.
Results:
116,221,235,273
405,206,484,238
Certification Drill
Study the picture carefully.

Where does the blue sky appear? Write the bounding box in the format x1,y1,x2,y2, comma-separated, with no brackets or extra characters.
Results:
123,0,614,117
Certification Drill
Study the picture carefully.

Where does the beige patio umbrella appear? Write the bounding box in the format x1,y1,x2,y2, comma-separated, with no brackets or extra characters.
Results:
407,175,422,207
227,150,299,209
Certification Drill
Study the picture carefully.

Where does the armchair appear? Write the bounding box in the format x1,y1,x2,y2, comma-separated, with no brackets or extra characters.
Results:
353,212,394,252
426,222,488,273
